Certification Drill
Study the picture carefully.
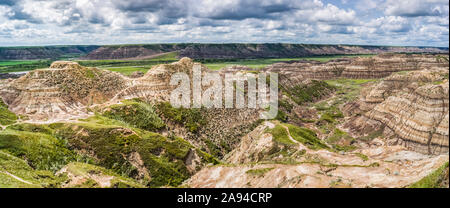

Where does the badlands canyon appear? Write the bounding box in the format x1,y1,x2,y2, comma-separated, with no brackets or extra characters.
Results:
0,53,448,188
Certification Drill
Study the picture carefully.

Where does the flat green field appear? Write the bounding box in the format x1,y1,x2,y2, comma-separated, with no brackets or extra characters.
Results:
0,60,41,66
0,54,375,75
78,54,303,73
298,54,374,62
0,60,52,73
78,52,179,75
99,66,150,75
203,58,300,70
203,54,375,70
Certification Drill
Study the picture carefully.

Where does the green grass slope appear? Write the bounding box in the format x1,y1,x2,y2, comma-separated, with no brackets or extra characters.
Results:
0,100,17,126
0,99,219,188
409,162,449,188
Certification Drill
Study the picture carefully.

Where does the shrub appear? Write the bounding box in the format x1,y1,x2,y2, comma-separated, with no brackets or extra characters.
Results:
286,124,329,150
246,168,274,177
156,102,207,133
265,124,295,145
281,80,335,105
274,110,288,122
103,100,165,132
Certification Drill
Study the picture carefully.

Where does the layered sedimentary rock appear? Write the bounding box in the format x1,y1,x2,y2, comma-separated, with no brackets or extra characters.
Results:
186,121,449,188
0,58,264,159
115,57,206,101
186,155,448,188
0,61,128,121
264,54,448,80
1,55,448,156
84,45,180,60
344,68,449,155
0,58,206,122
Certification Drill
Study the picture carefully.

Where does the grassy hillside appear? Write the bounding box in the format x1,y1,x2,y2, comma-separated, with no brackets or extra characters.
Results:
0,99,219,188
409,162,449,188
0,99,17,126
0,60,52,73
77,52,179,75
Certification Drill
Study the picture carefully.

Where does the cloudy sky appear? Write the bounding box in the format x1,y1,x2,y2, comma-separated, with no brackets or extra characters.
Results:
0,0,448,47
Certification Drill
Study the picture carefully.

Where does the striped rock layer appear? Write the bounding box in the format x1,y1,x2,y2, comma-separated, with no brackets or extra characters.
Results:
345,68,449,155
263,54,448,80
0,61,128,121
186,121,449,188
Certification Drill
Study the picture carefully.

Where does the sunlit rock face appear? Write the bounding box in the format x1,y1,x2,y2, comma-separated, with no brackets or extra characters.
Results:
0,58,206,122
185,121,449,188
0,61,128,122
344,67,449,155
114,57,200,101
0,55,447,154
264,54,448,80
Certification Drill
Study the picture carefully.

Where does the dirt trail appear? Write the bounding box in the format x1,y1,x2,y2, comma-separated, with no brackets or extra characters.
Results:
282,124,298,144
1,171,33,185
0,151,33,185
186,121,449,188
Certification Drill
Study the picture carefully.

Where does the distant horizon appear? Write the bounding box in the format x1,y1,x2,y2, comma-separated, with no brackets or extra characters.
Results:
1,42,449,49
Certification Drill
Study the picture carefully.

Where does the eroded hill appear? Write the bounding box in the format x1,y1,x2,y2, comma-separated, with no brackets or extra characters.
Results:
185,121,448,188
0,54,448,188
0,46,99,60
185,54,449,188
